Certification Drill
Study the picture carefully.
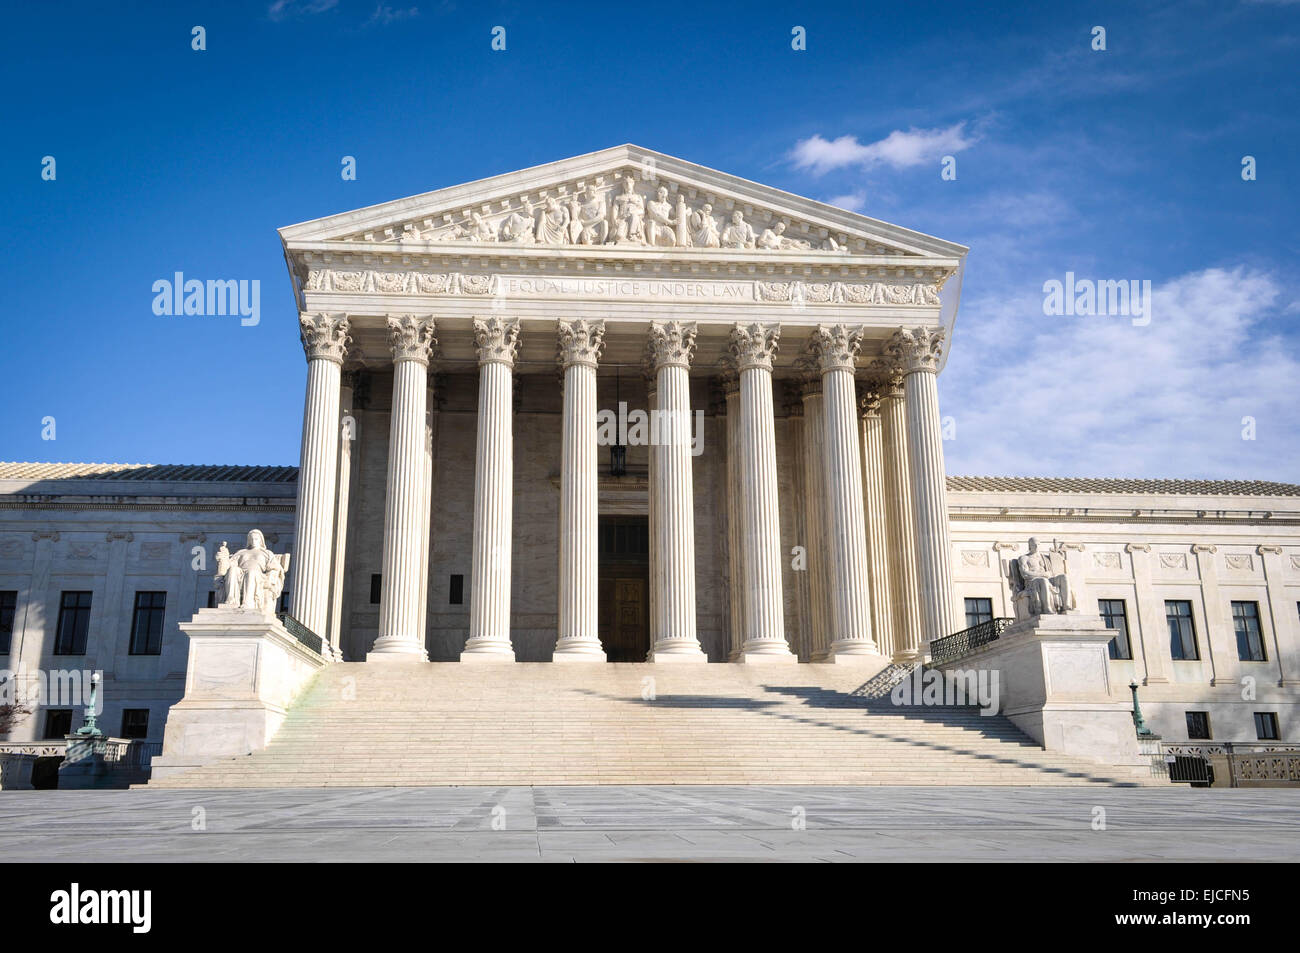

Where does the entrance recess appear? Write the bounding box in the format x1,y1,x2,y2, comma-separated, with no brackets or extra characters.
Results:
597,516,650,661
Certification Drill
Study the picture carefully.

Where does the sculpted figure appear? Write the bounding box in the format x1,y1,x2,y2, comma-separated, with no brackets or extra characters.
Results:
759,222,812,250
499,210,535,243
1007,537,1075,620
400,222,422,242
645,186,678,247
441,212,496,242
610,176,646,244
572,185,608,245
214,530,290,616
536,196,571,244
721,210,756,249
689,203,720,247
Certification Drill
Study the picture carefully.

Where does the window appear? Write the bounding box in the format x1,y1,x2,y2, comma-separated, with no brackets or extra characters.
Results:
1231,601,1266,662
0,590,16,655
964,597,993,628
449,574,464,606
120,709,150,740
53,591,93,655
129,591,166,655
370,574,382,605
277,590,290,614
1099,599,1132,660
1185,710,1212,740
43,708,73,739
1254,712,1280,741
206,590,217,609
1165,600,1199,661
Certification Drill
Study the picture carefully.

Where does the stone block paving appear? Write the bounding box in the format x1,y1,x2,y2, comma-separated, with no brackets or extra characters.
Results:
0,785,1297,862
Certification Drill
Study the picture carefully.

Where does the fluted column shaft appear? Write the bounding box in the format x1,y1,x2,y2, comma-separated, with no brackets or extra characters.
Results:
730,323,793,660
555,320,606,660
415,401,433,646
886,327,958,648
799,383,831,660
858,388,894,658
326,373,357,661
291,313,349,641
462,318,519,659
647,321,704,660
723,379,744,661
372,315,435,659
878,371,923,660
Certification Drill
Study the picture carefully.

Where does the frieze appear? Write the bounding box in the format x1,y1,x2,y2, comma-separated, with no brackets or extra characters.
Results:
304,269,942,308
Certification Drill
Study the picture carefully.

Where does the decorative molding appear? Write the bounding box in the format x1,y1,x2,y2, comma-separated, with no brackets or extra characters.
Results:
105,531,134,543
960,550,990,568
1224,554,1254,571
1125,543,1151,552
32,531,60,542
1191,543,1218,555
1093,552,1123,569
1160,552,1188,570
1256,544,1282,556
992,541,1020,553
141,541,172,561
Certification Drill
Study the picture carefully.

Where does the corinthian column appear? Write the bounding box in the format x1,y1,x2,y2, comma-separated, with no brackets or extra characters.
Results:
858,383,894,658
554,319,607,661
462,317,520,661
326,370,359,661
794,361,830,661
871,360,923,661
722,370,744,661
370,314,436,660
810,325,877,658
730,323,794,661
646,321,705,661
290,312,349,641
884,327,958,649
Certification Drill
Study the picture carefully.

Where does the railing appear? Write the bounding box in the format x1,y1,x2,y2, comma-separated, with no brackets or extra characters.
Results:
277,611,325,656
102,740,163,769
928,617,1014,666
1162,743,1300,787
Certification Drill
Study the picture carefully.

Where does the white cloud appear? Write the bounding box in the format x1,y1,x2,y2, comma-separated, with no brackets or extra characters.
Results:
791,124,976,175
826,190,867,212
941,267,1300,480
268,0,340,22
368,3,420,24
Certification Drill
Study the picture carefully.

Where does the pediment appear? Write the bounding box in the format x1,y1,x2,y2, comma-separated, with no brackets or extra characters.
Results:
279,145,967,262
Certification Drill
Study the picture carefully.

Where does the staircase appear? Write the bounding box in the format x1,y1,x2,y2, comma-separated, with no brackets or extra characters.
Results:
148,662,1155,788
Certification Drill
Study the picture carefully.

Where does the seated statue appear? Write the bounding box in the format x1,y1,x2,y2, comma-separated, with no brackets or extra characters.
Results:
570,185,608,245
1006,537,1075,621
214,529,290,616
609,176,646,244
720,210,756,249
498,210,535,244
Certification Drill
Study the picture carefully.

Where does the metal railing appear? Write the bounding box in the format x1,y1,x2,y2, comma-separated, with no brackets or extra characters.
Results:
277,611,325,656
928,617,1014,666
1162,743,1300,786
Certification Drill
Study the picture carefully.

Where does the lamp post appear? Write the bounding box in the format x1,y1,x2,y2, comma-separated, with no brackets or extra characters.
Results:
1128,680,1154,738
75,671,103,739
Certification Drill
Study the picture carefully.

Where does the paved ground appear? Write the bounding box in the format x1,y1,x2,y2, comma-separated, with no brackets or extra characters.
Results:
1,786,1297,861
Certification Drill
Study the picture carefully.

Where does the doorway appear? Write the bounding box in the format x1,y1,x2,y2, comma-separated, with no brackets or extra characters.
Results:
598,516,650,662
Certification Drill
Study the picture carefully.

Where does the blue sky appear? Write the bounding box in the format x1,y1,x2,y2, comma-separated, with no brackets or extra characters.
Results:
2,0,1297,479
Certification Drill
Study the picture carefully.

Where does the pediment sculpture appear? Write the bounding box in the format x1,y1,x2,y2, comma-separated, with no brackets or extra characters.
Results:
1006,537,1077,621
214,529,290,616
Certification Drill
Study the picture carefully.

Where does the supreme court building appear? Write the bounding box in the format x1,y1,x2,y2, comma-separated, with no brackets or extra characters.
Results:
2,147,1298,774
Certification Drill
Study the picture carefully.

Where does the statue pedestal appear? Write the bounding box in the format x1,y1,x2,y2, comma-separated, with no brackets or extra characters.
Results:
933,613,1143,768
58,735,114,790
150,608,328,783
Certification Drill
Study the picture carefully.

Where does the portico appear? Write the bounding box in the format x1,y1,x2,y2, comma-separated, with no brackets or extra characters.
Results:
278,145,969,663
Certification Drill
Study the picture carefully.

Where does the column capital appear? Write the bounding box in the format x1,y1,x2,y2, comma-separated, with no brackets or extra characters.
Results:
863,358,906,398
883,325,946,374
728,322,780,373
387,314,437,365
1125,542,1152,553
648,321,698,371
793,354,822,396
105,531,134,543
856,380,884,418
473,316,520,367
1192,543,1218,555
809,323,866,374
717,360,741,397
299,312,351,364
1258,544,1284,556
557,319,605,369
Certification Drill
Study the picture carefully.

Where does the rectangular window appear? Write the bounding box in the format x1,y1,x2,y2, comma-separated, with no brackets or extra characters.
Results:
1099,599,1132,660
1254,712,1280,741
43,708,73,739
1166,600,1199,661
1185,710,1212,740
53,591,93,656
0,590,16,655
277,590,290,615
449,574,464,606
963,597,993,628
370,574,382,605
120,709,150,740
206,590,216,609
1231,601,1266,662
129,591,167,656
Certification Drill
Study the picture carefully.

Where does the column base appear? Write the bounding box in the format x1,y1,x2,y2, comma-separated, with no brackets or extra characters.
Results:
648,642,707,663
367,637,429,662
738,640,797,664
460,638,516,662
553,640,607,662
829,639,880,660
